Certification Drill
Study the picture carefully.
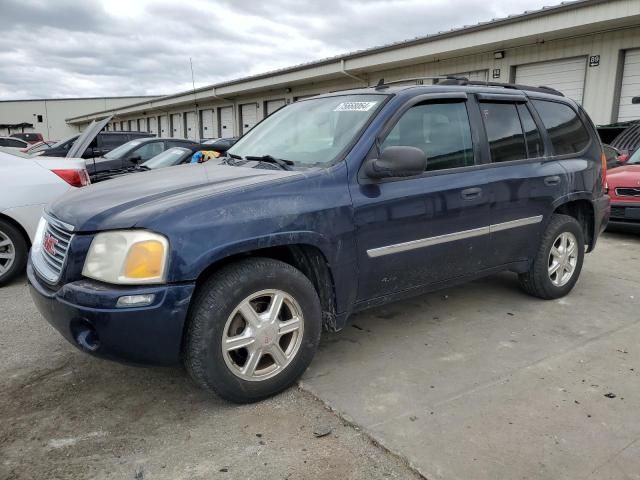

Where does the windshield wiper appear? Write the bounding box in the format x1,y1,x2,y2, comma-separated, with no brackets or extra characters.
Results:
245,155,294,170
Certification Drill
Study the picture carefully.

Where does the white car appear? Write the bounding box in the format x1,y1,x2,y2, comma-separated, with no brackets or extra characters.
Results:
0,149,90,285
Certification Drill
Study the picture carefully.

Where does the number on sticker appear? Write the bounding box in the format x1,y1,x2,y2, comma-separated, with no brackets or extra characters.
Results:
334,101,378,112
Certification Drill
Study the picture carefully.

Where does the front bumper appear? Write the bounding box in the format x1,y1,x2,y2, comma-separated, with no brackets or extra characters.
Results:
28,261,195,366
610,201,640,223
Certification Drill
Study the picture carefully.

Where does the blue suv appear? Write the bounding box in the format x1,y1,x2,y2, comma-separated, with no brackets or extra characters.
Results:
28,81,610,403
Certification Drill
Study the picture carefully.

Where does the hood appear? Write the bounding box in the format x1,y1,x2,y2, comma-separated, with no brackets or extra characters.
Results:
607,164,640,188
48,162,300,232
66,115,113,159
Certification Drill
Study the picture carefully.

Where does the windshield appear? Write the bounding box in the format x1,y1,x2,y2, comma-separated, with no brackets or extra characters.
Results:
104,139,144,160
50,134,79,149
142,147,190,169
228,94,386,167
628,148,640,165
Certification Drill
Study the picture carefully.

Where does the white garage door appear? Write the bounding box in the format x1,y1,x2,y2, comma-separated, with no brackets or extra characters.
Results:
129,120,137,131
171,113,184,138
617,49,640,122
185,111,198,140
266,99,286,116
219,106,235,137
138,119,146,132
241,103,258,135
112,122,118,131
148,117,157,135
515,57,586,104
159,116,168,136
201,109,216,139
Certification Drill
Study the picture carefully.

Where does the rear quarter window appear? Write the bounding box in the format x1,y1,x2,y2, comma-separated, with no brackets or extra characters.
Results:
532,100,590,155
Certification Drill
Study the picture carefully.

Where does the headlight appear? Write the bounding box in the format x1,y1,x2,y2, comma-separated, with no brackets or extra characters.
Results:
82,231,169,285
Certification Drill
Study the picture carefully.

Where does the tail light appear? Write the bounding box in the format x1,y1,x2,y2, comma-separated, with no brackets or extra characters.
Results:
52,169,91,187
600,151,609,193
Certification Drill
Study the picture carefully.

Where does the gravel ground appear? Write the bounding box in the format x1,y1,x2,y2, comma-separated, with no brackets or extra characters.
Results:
0,276,421,480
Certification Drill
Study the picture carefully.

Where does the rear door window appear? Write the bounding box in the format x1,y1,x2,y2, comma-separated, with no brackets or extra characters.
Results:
531,100,590,155
381,102,474,171
480,102,527,163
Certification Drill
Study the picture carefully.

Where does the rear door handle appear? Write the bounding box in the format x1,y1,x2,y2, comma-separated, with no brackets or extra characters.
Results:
461,187,482,200
544,176,561,186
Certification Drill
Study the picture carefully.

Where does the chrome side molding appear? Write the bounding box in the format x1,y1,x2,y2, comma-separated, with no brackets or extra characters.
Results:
367,215,543,258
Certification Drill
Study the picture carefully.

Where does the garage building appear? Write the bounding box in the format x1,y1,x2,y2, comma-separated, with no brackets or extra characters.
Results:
68,0,640,138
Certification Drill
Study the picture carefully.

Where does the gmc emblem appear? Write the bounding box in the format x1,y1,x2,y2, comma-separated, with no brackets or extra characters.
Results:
43,232,58,257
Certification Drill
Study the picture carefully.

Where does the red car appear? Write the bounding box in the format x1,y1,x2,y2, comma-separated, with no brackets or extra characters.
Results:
607,149,640,223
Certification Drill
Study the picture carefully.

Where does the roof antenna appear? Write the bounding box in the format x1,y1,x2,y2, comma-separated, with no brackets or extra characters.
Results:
375,78,388,90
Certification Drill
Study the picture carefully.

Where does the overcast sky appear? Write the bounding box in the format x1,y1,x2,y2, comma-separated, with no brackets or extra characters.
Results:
0,0,561,100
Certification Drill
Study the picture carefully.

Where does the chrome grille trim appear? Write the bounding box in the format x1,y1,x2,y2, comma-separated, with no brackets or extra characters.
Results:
615,187,640,198
32,214,75,284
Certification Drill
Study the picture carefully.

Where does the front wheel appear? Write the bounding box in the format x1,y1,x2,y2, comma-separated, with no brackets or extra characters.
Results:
518,214,585,300
0,219,28,287
184,258,322,403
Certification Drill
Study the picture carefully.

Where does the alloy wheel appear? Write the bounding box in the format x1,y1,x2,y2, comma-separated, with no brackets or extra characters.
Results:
548,231,578,287
0,231,15,277
221,289,304,382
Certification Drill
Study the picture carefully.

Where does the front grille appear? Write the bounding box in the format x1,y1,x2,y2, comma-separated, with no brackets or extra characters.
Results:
615,187,640,198
33,216,75,284
610,206,626,218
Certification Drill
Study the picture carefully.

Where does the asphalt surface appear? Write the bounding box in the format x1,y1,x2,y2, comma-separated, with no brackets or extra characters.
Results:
0,277,419,480
2,226,638,480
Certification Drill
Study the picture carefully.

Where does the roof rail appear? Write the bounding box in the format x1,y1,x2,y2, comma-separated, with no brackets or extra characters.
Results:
374,76,564,97
437,77,565,97
374,76,463,90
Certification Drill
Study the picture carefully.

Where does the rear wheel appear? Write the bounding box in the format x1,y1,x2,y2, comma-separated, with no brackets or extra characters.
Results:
0,220,28,287
184,258,322,403
518,214,584,299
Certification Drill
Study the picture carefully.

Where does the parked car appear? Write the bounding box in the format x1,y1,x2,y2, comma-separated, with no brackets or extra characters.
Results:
0,150,89,286
85,136,202,182
11,132,44,144
603,144,625,169
201,137,238,153
608,148,640,224
140,144,214,169
40,126,154,160
0,137,29,148
610,122,640,162
28,82,609,403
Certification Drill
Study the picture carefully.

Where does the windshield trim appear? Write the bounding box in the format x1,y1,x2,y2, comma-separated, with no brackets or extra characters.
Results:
227,93,391,170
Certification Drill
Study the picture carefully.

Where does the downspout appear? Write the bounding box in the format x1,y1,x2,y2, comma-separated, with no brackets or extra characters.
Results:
340,59,368,85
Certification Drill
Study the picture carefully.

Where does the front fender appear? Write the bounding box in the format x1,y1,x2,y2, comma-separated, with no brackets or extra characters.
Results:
173,231,334,281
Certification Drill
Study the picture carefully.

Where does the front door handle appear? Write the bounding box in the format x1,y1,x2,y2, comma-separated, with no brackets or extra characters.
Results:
461,187,482,200
544,176,561,186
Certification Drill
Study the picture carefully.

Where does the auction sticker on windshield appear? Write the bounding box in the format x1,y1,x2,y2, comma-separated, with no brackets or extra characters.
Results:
334,101,378,112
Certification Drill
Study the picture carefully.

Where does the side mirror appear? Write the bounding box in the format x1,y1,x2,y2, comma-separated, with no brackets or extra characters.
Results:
128,155,142,164
365,146,427,179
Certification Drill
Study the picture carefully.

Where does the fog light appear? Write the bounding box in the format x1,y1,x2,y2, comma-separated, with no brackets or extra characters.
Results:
116,294,155,308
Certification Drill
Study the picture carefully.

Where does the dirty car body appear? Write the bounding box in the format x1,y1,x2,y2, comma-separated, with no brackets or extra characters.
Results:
29,83,609,402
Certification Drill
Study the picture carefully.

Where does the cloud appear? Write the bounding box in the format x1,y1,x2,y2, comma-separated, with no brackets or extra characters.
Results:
0,0,558,99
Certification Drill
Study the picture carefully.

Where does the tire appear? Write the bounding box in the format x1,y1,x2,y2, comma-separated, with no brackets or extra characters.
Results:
518,214,585,300
0,219,28,287
184,257,322,403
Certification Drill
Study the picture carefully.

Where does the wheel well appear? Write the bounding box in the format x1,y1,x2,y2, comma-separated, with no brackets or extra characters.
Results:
0,213,31,248
554,200,594,250
195,245,338,330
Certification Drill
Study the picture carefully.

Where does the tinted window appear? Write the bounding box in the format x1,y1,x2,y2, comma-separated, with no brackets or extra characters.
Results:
517,104,544,158
133,141,164,161
0,138,24,147
532,100,590,155
480,103,527,163
382,102,474,171
100,134,127,148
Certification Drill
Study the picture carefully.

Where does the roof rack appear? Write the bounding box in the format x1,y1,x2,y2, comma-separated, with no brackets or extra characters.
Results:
374,76,564,97
436,77,564,97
